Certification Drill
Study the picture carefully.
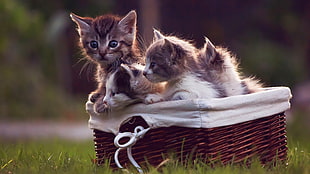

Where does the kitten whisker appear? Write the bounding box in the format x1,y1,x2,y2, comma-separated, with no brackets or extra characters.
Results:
80,61,95,82
136,34,146,55
107,107,113,117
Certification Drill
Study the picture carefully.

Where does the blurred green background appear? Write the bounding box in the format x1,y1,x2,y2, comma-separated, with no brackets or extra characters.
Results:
0,0,309,121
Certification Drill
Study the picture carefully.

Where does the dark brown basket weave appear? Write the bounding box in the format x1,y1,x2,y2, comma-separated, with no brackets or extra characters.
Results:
93,112,287,168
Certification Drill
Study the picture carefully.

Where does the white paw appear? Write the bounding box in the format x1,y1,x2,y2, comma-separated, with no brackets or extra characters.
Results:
95,103,110,114
85,100,98,115
144,93,164,104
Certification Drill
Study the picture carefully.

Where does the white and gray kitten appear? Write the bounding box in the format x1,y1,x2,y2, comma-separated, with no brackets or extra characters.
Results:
143,30,222,101
102,63,164,111
198,37,263,96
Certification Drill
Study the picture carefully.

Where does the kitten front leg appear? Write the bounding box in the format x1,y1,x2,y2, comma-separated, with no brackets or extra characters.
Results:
170,90,196,101
85,100,96,115
144,93,164,104
88,92,101,103
88,84,106,103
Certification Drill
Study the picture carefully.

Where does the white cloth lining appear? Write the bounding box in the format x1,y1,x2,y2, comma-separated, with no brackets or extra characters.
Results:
87,87,292,135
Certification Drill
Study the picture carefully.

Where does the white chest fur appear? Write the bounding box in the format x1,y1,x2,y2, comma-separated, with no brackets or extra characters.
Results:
164,72,219,100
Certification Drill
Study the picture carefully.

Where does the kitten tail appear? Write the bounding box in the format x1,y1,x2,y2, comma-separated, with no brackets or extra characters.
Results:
242,77,264,94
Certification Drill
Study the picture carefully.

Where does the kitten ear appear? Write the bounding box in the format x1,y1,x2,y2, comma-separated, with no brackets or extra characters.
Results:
120,64,135,79
203,37,217,59
70,13,92,36
118,10,137,35
116,65,132,89
163,39,174,52
153,29,165,41
164,39,179,64
203,37,223,65
120,64,139,88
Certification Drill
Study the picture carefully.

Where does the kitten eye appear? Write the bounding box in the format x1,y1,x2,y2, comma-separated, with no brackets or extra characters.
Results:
108,40,118,48
112,92,119,96
150,62,156,68
89,40,98,49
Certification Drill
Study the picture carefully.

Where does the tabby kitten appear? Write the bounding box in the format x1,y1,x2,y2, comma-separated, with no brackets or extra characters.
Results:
70,10,143,112
198,37,263,96
143,30,221,101
102,63,164,111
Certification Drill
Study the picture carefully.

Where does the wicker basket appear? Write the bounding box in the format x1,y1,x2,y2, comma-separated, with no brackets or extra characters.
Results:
92,112,287,168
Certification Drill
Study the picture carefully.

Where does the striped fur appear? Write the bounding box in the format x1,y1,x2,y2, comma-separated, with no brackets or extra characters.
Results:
71,10,144,113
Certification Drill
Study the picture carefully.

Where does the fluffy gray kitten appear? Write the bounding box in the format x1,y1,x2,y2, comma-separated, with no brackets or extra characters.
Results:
198,37,263,96
143,30,221,101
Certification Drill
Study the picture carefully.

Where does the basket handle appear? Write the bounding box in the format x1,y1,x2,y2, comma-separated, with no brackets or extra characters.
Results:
114,126,150,174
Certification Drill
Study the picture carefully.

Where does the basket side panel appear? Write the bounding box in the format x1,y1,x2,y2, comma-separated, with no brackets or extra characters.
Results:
93,129,116,167
92,113,287,168
203,113,287,165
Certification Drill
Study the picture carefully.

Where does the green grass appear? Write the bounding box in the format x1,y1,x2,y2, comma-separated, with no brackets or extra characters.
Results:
1,139,309,174
1,112,310,174
0,140,309,174
0,140,115,174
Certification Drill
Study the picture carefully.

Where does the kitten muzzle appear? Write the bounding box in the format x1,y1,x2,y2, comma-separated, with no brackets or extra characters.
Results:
101,52,123,63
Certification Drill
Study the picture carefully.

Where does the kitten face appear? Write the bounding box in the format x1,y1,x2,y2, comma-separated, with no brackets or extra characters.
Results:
143,31,186,83
103,65,138,109
70,11,137,65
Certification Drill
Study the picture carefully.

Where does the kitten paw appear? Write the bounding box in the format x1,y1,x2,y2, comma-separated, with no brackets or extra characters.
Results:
94,102,109,113
89,93,101,103
144,93,164,104
85,100,96,115
92,95,109,113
